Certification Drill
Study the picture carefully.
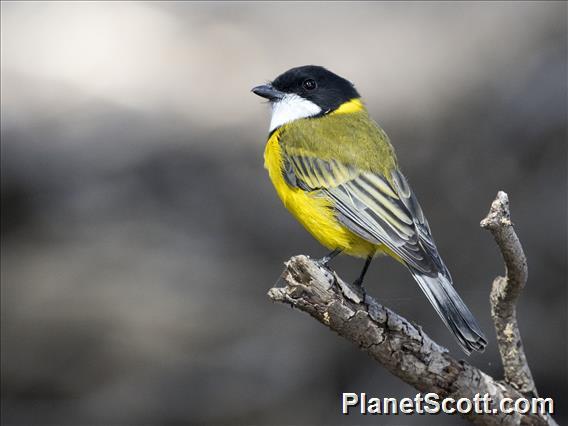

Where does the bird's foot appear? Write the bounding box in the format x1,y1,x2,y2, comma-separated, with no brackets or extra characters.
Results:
351,277,367,295
316,248,342,268
316,256,332,268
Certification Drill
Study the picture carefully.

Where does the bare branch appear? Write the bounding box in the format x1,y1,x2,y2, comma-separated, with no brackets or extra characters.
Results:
481,191,536,396
268,256,552,425
267,191,557,425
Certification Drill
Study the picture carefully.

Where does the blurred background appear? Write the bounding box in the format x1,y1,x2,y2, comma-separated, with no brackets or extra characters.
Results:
1,2,566,425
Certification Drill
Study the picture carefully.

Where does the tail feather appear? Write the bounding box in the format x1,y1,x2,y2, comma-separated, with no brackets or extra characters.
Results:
409,269,487,354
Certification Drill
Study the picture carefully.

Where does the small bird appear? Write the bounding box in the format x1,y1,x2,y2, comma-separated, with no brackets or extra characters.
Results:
252,65,487,354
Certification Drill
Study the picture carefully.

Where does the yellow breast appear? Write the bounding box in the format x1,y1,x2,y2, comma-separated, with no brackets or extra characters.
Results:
263,130,376,258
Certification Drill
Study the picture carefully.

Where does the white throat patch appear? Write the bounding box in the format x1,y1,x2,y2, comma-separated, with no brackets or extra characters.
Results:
269,94,322,132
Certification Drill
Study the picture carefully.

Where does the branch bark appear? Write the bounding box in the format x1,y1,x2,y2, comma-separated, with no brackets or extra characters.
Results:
267,192,556,425
480,191,536,396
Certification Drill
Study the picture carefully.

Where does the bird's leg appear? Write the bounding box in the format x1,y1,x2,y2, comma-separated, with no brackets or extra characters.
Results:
353,255,373,288
317,248,342,267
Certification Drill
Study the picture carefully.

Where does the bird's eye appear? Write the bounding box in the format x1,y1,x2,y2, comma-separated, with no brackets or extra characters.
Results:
302,79,317,91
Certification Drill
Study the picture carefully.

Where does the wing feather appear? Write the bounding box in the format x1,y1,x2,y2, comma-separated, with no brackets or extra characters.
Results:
281,150,443,276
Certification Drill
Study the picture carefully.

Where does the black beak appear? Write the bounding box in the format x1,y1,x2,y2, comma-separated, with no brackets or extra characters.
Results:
251,84,285,101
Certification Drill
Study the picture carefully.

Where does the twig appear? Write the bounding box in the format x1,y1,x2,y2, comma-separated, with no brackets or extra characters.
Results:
480,191,536,396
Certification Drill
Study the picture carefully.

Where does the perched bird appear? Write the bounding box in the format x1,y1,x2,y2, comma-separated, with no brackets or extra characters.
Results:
252,65,487,354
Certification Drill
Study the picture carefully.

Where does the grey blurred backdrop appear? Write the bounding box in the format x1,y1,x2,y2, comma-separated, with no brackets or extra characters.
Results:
1,2,567,425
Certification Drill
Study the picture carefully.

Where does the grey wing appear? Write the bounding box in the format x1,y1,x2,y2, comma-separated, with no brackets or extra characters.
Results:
327,169,449,278
281,150,447,277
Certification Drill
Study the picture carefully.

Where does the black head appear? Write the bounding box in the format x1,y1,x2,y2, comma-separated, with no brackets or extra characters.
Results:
252,65,360,113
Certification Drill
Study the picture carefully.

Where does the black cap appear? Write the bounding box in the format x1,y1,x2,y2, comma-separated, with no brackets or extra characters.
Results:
271,65,360,112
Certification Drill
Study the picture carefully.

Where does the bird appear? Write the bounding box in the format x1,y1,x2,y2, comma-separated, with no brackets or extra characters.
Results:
251,65,487,354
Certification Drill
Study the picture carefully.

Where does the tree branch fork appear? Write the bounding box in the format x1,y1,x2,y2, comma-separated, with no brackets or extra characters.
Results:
268,191,556,425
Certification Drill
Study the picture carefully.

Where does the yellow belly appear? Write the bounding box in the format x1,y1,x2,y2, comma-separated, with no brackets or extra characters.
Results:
264,132,377,258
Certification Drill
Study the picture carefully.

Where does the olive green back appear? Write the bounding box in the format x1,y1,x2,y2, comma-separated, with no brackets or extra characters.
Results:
278,109,399,178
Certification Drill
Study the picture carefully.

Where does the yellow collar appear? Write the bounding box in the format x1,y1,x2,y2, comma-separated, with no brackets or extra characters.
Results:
330,98,365,115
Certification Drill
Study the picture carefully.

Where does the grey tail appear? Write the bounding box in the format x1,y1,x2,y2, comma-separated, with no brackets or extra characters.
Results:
409,269,487,354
